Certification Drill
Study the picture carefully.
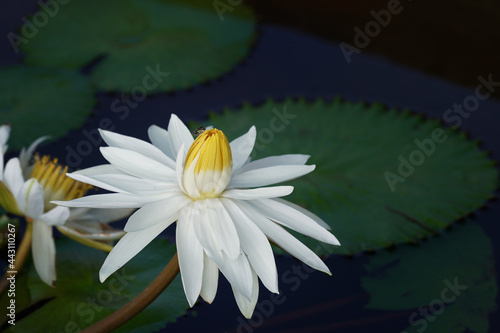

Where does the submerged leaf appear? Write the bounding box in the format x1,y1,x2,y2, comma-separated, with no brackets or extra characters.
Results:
6,238,188,333
203,98,498,255
0,66,94,150
361,222,497,333
21,0,256,92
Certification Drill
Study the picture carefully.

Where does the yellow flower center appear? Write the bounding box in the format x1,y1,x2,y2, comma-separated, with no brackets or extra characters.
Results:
183,129,232,199
30,155,92,211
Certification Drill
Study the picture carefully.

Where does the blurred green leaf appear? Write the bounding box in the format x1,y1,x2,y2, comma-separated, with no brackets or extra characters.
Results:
0,66,95,150
204,98,498,255
0,215,18,249
361,222,497,333
6,238,188,333
22,0,256,92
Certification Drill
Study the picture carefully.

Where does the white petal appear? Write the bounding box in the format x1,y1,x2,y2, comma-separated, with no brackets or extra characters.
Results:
75,207,134,224
236,154,310,174
0,125,9,180
222,199,278,293
39,206,70,226
99,129,176,170
219,253,253,300
167,114,194,157
148,125,175,160
230,126,256,172
210,199,240,259
32,220,56,286
74,164,125,176
200,254,219,303
100,147,176,182
99,219,173,282
272,198,331,230
16,179,44,218
193,200,240,261
68,172,174,195
0,125,10,149
182,154,200,199
250,199,340,246
4,158,25,195
53,192,171,209
58,223,125,241
124,193,190,232
232,269,259,319
237,201,331,274
19,135,48,179
0,149,3,181
175,144,186,194
68,207,90,220
229,165,315,188
192,201,223,265
176,208,204,307
222,186,293,200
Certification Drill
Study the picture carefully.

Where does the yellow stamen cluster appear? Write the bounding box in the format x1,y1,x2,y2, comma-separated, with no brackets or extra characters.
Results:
30,155,92,211
183,129,232,199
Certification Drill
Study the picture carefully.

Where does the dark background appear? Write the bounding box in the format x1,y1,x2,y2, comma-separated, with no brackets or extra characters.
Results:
1,1,499,332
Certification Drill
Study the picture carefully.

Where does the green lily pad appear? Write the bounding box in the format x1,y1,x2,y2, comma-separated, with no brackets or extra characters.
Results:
5,238,188,333
203,98,498,255
0,66,95,150
361,222,497,333
21,0,256,92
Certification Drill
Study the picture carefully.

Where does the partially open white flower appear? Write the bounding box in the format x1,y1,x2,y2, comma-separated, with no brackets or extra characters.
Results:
54,114,340,318
0,125,130,286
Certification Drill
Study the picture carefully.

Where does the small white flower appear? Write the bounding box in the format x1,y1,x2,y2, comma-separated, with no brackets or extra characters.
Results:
0,125,130,286
55,114,340,318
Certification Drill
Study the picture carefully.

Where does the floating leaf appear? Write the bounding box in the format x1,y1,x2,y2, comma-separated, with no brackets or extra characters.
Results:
22,0,256,92
0,66,94,150
6,238,188,332
361,222,497,333
203,98,498,255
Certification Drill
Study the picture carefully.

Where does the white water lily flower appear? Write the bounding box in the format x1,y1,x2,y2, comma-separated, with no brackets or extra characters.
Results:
54,114,340,318
0,125,130,286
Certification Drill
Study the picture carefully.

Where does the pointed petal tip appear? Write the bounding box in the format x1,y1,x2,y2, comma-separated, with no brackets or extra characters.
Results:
327,234,341,246
243,312,253,320
99,270,109,283
268,283,279,295
200,295,214,304
186,296,197,308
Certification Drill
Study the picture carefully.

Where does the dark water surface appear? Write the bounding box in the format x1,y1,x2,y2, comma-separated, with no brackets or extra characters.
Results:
1,2,499,333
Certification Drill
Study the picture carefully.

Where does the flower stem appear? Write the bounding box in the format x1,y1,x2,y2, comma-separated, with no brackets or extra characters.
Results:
0,221,33,295
81,253,180,333
56,226,115,252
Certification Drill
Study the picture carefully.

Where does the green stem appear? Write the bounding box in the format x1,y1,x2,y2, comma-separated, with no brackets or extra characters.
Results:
57,226,115,252
0,221,33,295
81,253,180,333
